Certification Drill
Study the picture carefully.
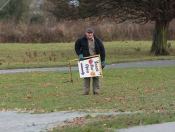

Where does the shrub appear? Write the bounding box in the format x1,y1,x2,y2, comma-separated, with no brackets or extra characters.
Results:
0,20,174,43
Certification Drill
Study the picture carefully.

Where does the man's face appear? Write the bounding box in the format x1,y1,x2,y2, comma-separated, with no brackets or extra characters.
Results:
86,32,93,39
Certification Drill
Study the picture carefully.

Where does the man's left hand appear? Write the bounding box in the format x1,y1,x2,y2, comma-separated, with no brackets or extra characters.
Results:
101,61,105,69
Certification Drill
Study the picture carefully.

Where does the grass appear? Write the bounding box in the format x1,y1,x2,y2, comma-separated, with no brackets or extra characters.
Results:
51,112,175,132
1,66,175,131
1,66,175,112
0,41,175,69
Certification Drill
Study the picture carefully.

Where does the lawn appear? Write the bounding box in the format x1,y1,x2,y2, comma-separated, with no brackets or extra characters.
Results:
0,41,175,132
1,66,175,113
0,41,175,69
1,66,175,131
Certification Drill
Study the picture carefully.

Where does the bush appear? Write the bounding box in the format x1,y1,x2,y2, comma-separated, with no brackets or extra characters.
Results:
0,20,174,43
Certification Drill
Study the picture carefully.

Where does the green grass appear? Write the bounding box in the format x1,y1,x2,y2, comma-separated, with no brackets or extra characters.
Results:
1,66,175,112
1,66,175,131
0,41,175,131
0,41,175,69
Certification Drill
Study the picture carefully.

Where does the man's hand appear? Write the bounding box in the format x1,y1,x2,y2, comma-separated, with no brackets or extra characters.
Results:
101,61,105,69
78,54,84,61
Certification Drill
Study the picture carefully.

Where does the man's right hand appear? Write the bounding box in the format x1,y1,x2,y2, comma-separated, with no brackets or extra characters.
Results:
78,54,84,60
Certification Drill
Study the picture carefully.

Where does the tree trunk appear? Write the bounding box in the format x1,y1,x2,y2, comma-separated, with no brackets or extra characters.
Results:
150,20,170,55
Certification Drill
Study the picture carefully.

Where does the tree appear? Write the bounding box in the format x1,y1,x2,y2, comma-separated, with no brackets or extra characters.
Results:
0,0,30,24
45,0,175,55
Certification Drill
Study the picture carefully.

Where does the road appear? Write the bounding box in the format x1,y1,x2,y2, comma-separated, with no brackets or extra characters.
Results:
0,60,175,74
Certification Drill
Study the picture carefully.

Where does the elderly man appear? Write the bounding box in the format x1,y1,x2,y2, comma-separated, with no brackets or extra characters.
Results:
75,28,106,95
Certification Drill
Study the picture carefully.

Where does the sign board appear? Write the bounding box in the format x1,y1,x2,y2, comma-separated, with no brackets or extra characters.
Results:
78,56,102,78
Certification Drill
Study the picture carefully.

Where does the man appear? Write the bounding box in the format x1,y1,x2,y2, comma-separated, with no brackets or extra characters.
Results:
75,28,106,95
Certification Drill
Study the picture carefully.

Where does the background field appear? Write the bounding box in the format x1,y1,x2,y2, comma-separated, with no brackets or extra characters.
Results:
0,41,175,70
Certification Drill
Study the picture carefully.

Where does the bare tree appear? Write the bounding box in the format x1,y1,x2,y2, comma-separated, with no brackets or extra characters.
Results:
0,0,30,24
45,0,175,55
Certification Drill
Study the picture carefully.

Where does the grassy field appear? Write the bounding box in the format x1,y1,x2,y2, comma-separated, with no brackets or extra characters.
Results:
1,66,175,112
0,41,175,132
1,66,175,131
0,41,175,69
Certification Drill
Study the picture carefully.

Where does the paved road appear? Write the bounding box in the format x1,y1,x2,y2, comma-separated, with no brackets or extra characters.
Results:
118,122,175,132
0,110,175,132
0,60,175,74
0,111,87,132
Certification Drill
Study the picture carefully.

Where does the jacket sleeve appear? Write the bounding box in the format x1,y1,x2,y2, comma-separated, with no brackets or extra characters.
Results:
98,39,106,61
74,38,82,56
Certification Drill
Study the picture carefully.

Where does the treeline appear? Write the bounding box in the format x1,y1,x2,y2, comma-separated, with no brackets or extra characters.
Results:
0,1,175,43
0,20,175,43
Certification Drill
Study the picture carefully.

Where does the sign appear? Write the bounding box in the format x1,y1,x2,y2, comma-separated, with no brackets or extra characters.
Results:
78,56,102,78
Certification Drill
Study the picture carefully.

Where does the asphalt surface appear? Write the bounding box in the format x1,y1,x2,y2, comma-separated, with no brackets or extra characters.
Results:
0,60,175,132
0,111,87,132
118,122,175,132
0,111,136,132
1,60,175,74
1,111,175,132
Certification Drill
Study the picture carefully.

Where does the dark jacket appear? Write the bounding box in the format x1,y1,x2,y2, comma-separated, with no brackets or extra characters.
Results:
75,35,105,61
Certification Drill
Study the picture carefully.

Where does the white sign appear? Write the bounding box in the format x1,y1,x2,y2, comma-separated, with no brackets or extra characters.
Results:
78,57,102,78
